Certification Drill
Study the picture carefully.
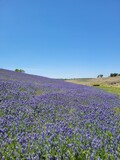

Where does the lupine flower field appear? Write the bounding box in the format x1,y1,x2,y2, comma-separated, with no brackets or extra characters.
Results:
0,69,120,160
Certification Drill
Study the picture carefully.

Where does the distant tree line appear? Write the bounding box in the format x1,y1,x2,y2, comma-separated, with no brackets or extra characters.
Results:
15,69,25,73
97,73,120,78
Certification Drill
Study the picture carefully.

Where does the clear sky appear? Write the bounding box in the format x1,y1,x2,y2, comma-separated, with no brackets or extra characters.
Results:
0,0,120,78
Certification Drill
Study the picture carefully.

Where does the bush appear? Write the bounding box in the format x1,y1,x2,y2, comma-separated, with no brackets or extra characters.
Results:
93,84,100,86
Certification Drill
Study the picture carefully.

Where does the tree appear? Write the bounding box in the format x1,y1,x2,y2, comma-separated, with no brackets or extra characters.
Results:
15,69,19,72
15,69,25,73
110,73,118,77
19,69,25,73
97,74,103,78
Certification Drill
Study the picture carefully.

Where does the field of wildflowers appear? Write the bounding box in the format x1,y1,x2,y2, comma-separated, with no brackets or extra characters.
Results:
0,69,120,160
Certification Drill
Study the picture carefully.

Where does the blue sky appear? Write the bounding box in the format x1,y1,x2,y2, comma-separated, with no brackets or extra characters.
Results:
0,0,120,78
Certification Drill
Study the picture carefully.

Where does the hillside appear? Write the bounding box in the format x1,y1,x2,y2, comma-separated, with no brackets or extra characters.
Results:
66,76,120,86
0,69,120,159
66,77,120,95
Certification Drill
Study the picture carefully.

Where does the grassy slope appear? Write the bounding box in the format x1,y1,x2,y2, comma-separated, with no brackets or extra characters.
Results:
66,77,120,95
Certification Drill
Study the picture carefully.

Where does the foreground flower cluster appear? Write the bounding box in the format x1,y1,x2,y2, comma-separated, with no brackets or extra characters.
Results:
0,69,120,160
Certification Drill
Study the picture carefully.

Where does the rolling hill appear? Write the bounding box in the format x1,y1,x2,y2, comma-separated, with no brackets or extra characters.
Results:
0,69,120,159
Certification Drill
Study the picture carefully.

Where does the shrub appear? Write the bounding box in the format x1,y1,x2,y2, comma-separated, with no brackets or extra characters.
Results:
93,84,100,86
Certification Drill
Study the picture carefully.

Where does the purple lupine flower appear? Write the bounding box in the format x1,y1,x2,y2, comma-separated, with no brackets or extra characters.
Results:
0,69,120,159
2,156,5,160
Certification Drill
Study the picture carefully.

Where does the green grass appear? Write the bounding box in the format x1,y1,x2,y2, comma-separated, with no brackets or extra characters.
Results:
96,86,120,95
114,107,120,116
35,89,44,95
